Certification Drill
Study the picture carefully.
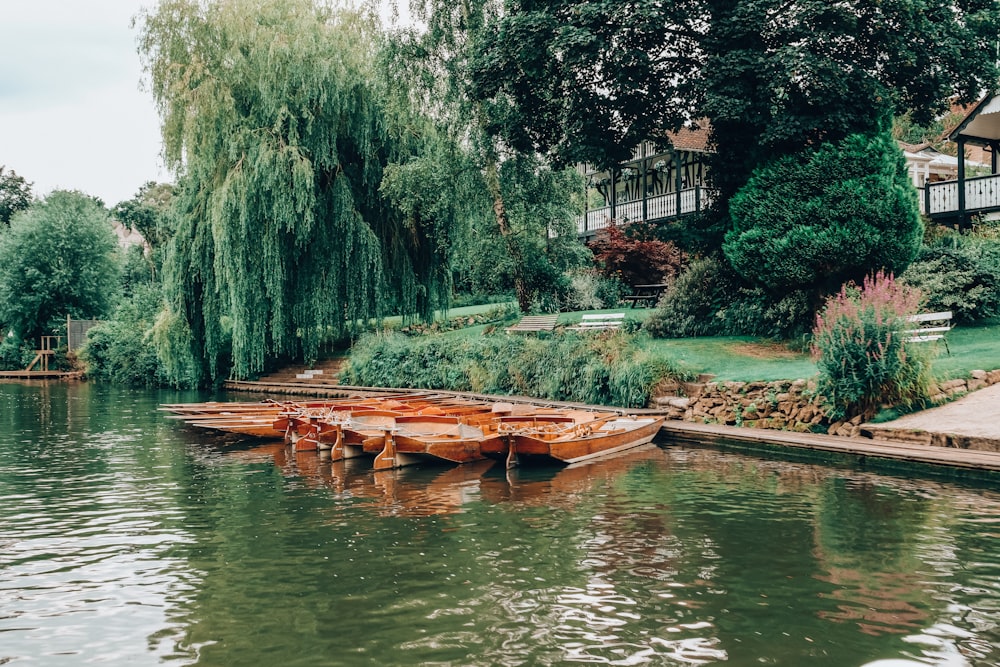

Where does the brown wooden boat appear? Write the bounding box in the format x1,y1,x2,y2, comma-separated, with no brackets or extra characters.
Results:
481,413,664,467
162,397,666,470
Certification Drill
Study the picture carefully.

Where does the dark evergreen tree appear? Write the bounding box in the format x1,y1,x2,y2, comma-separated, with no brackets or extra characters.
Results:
723,131,924,299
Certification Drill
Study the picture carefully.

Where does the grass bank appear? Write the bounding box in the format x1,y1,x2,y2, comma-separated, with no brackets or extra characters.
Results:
430,307,999,385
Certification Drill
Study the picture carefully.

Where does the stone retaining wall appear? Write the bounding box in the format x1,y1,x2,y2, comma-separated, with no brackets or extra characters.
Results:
653,369,1000,437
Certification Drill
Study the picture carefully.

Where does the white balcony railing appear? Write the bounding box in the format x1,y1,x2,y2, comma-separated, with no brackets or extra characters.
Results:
575,186,713,235
926,174,1000,216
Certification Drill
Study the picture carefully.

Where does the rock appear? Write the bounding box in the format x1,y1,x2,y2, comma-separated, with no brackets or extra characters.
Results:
681,382,706,398
667,397,691,409
827,421,844,436
971,369,987,379
968,378,986,392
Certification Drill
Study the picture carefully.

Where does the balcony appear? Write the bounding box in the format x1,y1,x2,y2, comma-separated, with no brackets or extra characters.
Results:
576,186,712,237
924,174,1000,220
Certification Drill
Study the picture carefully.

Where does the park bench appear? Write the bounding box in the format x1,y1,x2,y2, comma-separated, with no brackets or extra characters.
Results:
567,313,626,332
622,283,669,308
506,314,559,334
904,311,953,354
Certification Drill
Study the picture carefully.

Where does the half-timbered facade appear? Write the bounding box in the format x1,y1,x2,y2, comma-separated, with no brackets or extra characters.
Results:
576,126,712,240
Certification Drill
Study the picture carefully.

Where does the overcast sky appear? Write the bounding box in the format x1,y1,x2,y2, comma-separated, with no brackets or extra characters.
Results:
0,1,168,207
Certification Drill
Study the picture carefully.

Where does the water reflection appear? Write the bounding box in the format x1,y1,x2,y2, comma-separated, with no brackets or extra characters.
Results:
1,383,999,666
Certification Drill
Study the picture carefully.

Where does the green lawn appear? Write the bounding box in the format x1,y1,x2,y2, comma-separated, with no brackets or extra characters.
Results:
454,307,1000,383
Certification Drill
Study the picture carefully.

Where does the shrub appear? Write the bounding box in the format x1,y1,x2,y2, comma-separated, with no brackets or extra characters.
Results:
0,334,35,371
900,235,1000,323
562,270,626,311
643,257,738,338
724,131,923,298
812,271,933,421
644,257,814,339
81,284,180,387
340,330,692,408
588,221,687,287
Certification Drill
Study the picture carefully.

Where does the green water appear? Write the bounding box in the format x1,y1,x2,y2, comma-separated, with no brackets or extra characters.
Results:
1,382,998,666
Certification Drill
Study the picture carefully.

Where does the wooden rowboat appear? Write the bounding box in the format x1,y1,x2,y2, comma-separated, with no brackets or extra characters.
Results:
482,414,664,467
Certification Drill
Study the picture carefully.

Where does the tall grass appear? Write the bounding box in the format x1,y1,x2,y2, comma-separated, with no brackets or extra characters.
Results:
340,331,690,408
812,271,934,420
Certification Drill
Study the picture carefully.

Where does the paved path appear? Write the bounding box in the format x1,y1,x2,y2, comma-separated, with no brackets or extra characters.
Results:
863,382,1000,450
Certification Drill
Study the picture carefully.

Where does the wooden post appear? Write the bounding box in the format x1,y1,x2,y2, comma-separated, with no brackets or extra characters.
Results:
641,150,648,223
957,136,967,229
674,150,683,218
610,167,617,224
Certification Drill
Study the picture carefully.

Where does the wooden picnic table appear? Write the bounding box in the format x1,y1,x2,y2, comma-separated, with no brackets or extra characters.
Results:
622,283,669,308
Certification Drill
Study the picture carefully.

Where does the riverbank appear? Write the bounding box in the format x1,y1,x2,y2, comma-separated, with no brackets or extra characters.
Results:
224,371,1000,476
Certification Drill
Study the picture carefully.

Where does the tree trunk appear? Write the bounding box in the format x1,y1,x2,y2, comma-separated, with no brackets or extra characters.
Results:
483,157,532,313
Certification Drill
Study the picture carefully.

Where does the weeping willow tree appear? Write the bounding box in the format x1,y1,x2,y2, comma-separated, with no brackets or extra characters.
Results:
138,0,457,382
381,0,588,314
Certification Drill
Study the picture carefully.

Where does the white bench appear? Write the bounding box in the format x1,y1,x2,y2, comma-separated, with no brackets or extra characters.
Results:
904,311,952,354
567,313,626,332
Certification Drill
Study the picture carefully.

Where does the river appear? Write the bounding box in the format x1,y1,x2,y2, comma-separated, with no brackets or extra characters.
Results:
1,382,998,666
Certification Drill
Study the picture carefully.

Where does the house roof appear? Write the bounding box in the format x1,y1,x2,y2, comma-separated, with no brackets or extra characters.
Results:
949,94,1000,145
664,124,711,153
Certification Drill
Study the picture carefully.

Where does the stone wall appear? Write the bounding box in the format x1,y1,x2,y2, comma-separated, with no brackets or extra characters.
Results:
653,369,1000,437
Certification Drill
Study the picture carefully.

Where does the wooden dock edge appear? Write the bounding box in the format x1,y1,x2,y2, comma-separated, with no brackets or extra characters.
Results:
224,380,1000,475
660,421,1000,475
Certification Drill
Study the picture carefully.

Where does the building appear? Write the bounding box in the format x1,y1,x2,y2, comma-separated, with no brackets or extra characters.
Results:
575,125,712,241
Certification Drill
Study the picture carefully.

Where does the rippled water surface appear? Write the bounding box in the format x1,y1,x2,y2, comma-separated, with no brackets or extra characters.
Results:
2,382,999,666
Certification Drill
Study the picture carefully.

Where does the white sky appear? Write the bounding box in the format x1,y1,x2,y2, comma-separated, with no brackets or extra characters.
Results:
0,1,167,207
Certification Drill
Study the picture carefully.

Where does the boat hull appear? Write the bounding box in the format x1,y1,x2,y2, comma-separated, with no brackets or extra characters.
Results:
485,417,664,465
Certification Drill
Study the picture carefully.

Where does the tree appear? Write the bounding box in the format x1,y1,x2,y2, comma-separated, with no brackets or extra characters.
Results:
138,0,460,381
0,166,33,226
722,131,923,300
468,0,1000,244
0,190,121,342
112,181,176,251
384,0,590,313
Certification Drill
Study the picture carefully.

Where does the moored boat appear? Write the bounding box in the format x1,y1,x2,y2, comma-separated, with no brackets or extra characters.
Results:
482,413,664,467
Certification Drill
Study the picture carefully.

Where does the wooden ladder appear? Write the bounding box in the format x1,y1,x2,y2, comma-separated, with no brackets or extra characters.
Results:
25,335,62,372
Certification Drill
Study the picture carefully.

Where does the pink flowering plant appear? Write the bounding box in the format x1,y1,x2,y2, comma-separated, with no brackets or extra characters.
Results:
812,271,934,421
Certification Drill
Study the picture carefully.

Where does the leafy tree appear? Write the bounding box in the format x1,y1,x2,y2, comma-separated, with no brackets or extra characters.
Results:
468,0,1000,246
112,181,176,284
112,181,175,250
385,0,590,313
723,131,923,301
138,0,460,382
0,190,121,342
0,166,33,226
